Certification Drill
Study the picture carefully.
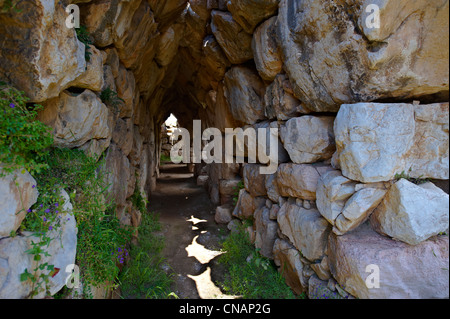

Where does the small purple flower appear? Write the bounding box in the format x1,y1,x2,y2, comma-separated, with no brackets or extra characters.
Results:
54,203,59,207
48,226,53,231
32,185,36,188
43,217,47,222
40,204,43,208
27,209,32,213
55,210,59,214
67,218,70,221
45,208,51,213
9,103,15,108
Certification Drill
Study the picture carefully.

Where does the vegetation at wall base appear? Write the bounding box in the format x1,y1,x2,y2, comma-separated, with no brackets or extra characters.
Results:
0,83,53,177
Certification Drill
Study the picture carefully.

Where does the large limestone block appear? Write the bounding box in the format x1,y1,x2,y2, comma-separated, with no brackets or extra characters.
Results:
0,0,86,102
273,238,308,294
265,173,280,203
252,16,282,81
202,36,231,82
115,65,136,118
328,222,449,299
224,66,266,125
38,90,114,150
335,102,449,182
254,206,278,259
370,179,449,245
277,0,449,112
227,0,279,34
156,25,183,67
277,202,331,261
0,189,77,298
211,10,253,65
112,118,134,157
280,116,335,164
277,163,334,200
68,45,105,92
232,189,265,220
316,170,357,225
0,169,39,237
114,0,159,69
103,143,132,208
334,187,387,235
264,74,310,120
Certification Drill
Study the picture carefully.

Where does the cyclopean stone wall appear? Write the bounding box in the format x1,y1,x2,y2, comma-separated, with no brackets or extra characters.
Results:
0,0,448,298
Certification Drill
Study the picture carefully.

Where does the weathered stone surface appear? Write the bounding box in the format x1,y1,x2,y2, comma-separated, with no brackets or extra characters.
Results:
252,16,282,81
38,90,113,150
114,0,159,69
0,0,86,102
273,238,308,294
211,10,253,65
128,126,144,167
264,74,310,120
277,163,334,200
334,187,387,235
201,36,231,82
82,0,120,48
0,189,77,298
0,169,39,237
335,102,449,182
277,202,331,261
227,0,280,34
202,83,243,133
308,275,347,299
310,256,331,281
224,66,266,125
277,0,449,112
254,121,290,165
254,206,278,259
103,143,132,208
370,179,449,245
328,222,449,299
406,103,449,179
265,173,280,203
215,205,233,224
316,170,357,225
232,189,265,220
115,65,136,118
280,116,335,164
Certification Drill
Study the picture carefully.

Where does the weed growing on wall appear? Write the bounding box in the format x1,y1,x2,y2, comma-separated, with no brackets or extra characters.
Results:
119,185,175,299
21,148,134,298
0,83,53,176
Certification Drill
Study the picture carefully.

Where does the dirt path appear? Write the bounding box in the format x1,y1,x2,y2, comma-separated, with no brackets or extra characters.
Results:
148,163,235,299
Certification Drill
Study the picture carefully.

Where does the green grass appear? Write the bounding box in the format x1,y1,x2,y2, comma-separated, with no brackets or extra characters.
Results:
160,153,182,163
217,222,297,299
119,211,176,299
23,148,133,298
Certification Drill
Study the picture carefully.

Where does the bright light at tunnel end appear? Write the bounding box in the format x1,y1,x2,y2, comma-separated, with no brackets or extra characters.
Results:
169,120,279,175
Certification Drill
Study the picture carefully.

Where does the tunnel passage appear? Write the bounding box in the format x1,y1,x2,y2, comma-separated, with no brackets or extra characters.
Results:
0,0,448,300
